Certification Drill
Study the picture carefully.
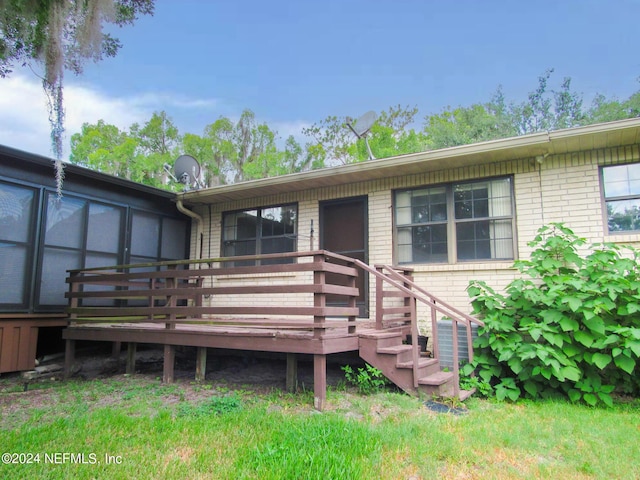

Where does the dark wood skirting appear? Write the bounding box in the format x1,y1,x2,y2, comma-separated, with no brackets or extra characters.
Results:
0,314,68,373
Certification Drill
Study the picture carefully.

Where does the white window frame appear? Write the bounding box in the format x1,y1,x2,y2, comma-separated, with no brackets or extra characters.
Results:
394,176,516,264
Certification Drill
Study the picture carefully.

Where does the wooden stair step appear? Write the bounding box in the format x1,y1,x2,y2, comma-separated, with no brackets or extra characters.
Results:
376,344,412,355
396,357,438,369
458,388,476,401
418,370,455,386
358,330,403,340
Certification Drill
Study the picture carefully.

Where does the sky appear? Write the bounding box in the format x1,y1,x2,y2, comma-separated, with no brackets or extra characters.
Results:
1,0,639,160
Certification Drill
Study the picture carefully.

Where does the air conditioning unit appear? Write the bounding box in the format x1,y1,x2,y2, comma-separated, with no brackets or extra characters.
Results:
436,319,478,369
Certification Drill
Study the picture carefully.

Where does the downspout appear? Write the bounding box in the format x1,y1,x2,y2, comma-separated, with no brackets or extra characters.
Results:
176,198,204,261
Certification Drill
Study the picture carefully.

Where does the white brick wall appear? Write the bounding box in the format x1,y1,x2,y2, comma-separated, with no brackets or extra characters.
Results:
183,145,640,323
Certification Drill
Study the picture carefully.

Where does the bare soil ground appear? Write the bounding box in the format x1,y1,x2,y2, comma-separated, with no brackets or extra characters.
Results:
0,345,361,414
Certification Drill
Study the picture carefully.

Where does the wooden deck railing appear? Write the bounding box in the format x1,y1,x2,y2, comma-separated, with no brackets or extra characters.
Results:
66,250,483,396
66,250,360,339
353,260,484,396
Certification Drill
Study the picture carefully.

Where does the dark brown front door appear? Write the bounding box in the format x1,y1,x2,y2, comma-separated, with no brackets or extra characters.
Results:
320,197,368,317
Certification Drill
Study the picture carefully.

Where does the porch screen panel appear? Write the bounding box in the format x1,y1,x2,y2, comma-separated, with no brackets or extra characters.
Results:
602,163,640,232
0,182,36,306
85,203,122,307
39,247,83,305
130,211,161,261
39,194,87,306
161,217,188,260
45,195,85,248
87,203,122,254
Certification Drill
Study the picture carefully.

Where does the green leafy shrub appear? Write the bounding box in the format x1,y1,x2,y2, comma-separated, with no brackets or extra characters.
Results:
341,364,389,395
459,372,494,397
464,223,640,406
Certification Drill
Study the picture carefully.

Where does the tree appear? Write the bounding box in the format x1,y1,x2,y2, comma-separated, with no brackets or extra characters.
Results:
301,114,354,166
181,132,218,187
423,103,511,150
69,109,312,188
586,88,640,124
423,70,591,149
303,104,424,165
0,0,154,194
69,119,138,178
202,109,292,183
129,111,180,187
69,111,179,189
508,69,585,134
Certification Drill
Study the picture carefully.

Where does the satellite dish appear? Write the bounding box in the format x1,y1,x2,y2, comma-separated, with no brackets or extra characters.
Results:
346,111,377,160
173,155,202,190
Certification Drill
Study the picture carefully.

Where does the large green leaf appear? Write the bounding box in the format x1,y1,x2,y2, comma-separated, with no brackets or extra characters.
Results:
560,366,582,382
542,332,563,347
567,389,581,402
540,309,564,323
614,355,635,374
559,316,579,332
626,340,640,357
598,391,614,408
523,380,539,397
508,357,523,375
592,353,612,370
574,330,594,347
583,315,605,335
563,296,583,312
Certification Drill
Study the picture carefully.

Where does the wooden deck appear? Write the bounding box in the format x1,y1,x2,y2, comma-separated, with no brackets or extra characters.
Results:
62,250,483,409
63,251,369,409
63,320,370,410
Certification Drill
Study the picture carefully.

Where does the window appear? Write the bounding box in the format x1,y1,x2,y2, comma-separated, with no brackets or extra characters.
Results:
39,193,126,306
602,163,640,233
395,177,514,264
0,181,37,306
222,204,297,265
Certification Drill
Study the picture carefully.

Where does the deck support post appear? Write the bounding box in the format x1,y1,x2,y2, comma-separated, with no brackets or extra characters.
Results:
195,347,207,382
163,344,175,383
64,339,75,380
286,353,298,392
126,342,137,375
112,341,122,359
313,354,327,411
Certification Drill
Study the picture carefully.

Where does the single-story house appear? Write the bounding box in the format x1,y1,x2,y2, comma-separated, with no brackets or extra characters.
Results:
19,117,640,409
176,117,640,331
0,145,190,374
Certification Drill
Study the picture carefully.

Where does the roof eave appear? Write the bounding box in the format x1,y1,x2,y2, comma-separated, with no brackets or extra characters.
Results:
178,118,640,205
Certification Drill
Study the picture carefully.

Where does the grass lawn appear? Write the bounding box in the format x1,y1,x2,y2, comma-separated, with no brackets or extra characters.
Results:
1,375,639,479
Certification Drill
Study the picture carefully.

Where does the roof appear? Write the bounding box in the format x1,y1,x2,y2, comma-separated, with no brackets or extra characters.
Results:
0,144,176,200
179,117,640,205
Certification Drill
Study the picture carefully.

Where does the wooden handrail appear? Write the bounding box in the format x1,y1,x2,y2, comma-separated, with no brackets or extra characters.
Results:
66,251,360,338
67,249,356,274
352,259,483,395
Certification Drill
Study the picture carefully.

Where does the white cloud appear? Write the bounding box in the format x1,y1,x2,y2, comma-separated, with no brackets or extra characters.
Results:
270,119,312,148
0,73,219,159
0,75,52,157
127,92,218,110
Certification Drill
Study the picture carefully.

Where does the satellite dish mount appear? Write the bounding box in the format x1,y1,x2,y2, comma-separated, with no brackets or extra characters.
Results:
169,155,202,190
346,110,377,160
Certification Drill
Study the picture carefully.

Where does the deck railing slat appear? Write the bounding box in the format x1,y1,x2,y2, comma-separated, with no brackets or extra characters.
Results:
65,250,361,339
